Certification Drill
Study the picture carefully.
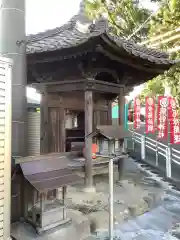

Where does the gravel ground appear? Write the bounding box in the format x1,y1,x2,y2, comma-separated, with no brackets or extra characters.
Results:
64,158,164,235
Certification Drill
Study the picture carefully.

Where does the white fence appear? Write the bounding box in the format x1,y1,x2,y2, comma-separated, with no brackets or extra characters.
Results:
106,131,180,239
128,130,180,179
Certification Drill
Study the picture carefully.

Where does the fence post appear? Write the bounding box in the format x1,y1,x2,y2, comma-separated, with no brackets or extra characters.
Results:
166,146,172,178
132,130,135,151
155,141,159,166
109,158,114,240
141,135,146,160
122,138,127,152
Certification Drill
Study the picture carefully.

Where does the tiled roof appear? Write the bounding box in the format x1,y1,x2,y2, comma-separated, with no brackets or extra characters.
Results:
26,10,176,66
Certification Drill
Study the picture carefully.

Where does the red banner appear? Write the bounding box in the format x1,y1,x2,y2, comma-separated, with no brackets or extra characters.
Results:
168,97,180,144
145,97,155,134
157,96,168,139
134,97,141,129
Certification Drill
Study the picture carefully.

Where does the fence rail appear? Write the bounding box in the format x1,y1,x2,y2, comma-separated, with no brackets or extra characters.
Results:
127,130,180,179
106,130,180,239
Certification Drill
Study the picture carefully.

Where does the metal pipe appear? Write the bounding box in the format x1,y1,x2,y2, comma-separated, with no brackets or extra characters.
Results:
0,0,27,157
62,186,67,220
109,158,114,240
129,129,180,171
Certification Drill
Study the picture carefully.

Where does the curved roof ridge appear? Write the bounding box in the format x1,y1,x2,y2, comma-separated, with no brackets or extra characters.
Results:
26,6,176,67
26,0,92,43
26,15,79,43
104,31,170,60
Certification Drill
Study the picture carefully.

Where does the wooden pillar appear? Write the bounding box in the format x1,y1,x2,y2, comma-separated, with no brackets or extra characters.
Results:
84,90,94,190
60,102,66,152
40,86,49,154
118,88,125,126
96,110,101,126
95,110,101,148
108,100,112,125
117,87,125,181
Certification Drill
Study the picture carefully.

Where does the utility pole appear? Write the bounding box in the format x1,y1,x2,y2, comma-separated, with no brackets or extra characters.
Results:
0,1,27,238
0,0,27,158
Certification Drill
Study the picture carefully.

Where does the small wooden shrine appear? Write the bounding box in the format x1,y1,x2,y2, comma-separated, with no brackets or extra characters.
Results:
18,153,82,234
25,6,175,190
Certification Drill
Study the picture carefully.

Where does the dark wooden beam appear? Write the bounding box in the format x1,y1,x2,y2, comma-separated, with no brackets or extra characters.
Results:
43,79,123,94
47,80,85,93
118,88,125,126
60,102,66,152
96,44,165,74
108,100,112,125
27,39,99,64
118,87,125,181
40,86,49,154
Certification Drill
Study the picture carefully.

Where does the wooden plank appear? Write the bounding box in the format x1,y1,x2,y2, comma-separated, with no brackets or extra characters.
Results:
48,107,59,153
96,111,101,126
99,110,108,125
32,189,37,224
60,105,66,152
48,81,84,93
48,95,108,111
40,86,49,154
107,100,112,125
48,105,66,153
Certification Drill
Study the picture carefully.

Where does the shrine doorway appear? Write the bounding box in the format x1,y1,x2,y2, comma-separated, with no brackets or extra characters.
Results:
65,110,85,152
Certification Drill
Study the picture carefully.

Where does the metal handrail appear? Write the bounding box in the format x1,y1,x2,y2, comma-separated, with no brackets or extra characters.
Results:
128,129,180,178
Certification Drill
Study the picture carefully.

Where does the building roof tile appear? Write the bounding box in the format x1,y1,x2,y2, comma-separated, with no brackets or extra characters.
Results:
26,8,177,66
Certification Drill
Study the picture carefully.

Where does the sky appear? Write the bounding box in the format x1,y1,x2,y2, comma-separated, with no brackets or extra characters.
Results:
26,0,81,101
26,0,81,34
26,0,158,102
26,0,158,35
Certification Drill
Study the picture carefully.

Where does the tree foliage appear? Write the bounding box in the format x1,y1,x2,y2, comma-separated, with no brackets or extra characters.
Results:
140,0,180,106
139,77,165,103
84,0,151,42
84,0,180,107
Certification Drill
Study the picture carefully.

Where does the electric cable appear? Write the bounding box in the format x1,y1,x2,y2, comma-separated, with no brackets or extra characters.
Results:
140,27,180,46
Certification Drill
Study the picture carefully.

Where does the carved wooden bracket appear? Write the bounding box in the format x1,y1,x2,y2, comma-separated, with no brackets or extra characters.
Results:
84,80,95,91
